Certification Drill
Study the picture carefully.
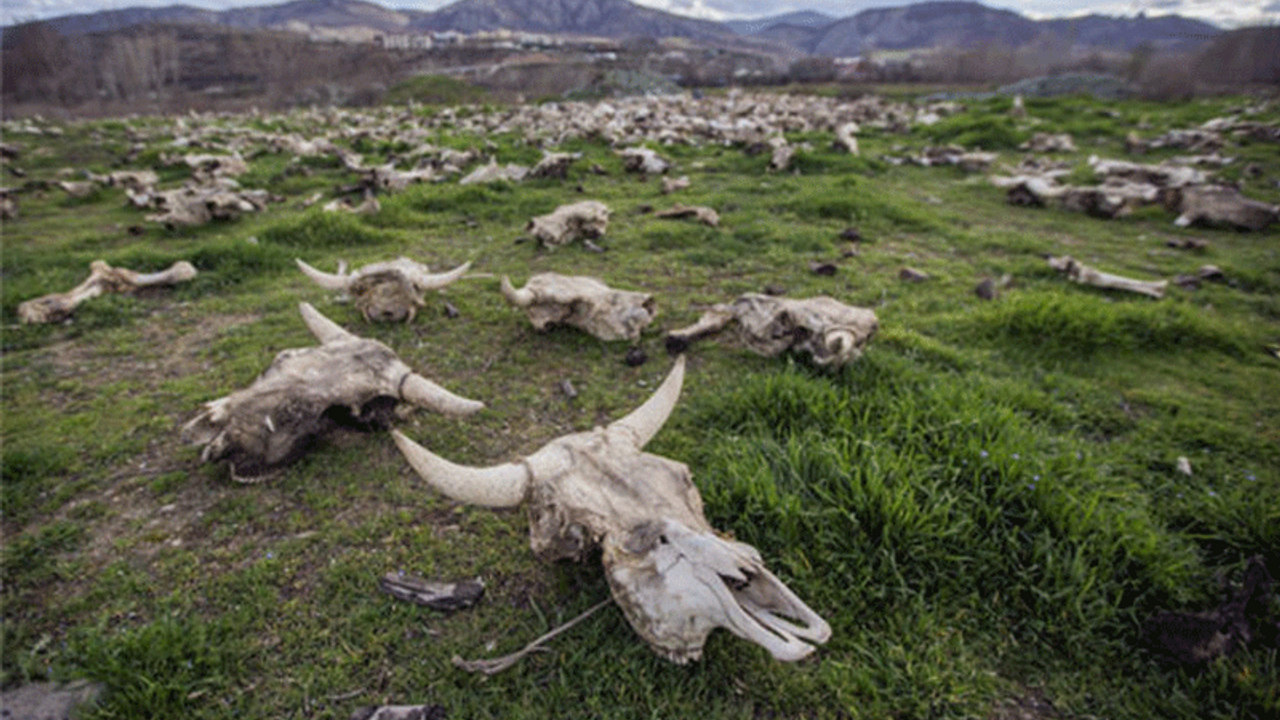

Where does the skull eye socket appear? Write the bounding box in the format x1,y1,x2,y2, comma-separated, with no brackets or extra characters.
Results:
623,522,667,554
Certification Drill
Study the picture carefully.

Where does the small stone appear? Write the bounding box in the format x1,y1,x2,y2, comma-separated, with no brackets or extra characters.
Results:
974,277,997,300
809,261,838,276
624,346,648,367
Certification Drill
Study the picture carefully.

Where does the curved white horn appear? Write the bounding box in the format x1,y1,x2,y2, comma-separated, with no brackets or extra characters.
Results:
400,373,485,416
391,429,529,508
608,355,685,449
298,302,357,344
499,275,534,307
296,258,352,291
409,261,473,291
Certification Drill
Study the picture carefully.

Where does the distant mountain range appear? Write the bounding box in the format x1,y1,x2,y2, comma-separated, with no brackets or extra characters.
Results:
24,0,1223,55
749,2,1219,55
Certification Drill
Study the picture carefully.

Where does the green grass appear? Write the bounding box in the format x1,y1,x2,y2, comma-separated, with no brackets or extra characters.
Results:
1,92,1278,719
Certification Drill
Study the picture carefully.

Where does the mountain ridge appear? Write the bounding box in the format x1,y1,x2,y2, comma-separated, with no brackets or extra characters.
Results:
19,0,1224,55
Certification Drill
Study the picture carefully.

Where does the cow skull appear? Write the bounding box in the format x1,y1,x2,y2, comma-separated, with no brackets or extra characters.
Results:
500,272,656,342
391,356,831,663
182,303,483,482
526,201,610,248
666,294,878,368
18,259,197,324
296,257,471,322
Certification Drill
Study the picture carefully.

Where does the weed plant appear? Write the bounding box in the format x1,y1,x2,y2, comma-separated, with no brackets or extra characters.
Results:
1,92,1277,719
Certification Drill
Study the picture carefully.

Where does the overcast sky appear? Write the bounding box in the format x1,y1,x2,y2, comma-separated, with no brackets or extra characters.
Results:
4,0,1278,30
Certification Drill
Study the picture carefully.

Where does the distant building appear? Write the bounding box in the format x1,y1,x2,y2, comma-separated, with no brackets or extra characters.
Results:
376,33,434,50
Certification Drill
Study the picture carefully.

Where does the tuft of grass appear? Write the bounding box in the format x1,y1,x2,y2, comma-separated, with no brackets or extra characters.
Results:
258,210,394,249
66,612,255,718
962,292,1254,358
922,113,1028,150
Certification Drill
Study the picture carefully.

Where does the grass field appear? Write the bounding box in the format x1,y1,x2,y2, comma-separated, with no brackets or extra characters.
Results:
2,90,1278,719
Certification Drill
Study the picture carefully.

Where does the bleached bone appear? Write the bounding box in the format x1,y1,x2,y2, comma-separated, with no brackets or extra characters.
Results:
525,200,610,248
1171,185,1279,232
834,122,860,155
1088,156,1205,188
654,204,719,227
18,260,197,324
1020,133,1076,153
530,151,582,179
392,356,831,664
660,175,691,194
666,294,878,368
143,182,270,227
322,191,381,216
768,136,795,172
182,302,482,482
56,180,96,198
459,158,529,185
168,152,249,180
295,257,471,323
617,147,670,175
1010,94,1027,118
500,272,655,342
1047,256,1167,299
371,164,437,191
907,146,996,171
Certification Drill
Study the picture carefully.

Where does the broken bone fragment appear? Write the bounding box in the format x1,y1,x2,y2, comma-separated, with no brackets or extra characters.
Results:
378,573,484,612
501,272,656,342
181,303,483,482
1047,256,1168,299
391,356,831,664
18,259,197,324
666,294,878,368
653,203,719,227
661,175,691,194
295,256,472,322
525,200,610,248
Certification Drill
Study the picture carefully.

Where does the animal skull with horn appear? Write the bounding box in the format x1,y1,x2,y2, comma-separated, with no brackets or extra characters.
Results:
666,294,879,368
392,357,831,663
183,303,483,482
500,272,657,342
296,257,472,322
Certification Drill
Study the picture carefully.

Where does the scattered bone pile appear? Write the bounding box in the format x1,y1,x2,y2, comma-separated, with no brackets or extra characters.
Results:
8,91,1276,685
993,114,1279,231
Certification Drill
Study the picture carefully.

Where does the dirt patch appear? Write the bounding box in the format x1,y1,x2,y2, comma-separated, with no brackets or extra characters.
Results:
988,687,1063,720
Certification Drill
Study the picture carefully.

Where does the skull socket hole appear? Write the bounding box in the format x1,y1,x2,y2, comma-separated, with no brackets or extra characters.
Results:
321,395,399,430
